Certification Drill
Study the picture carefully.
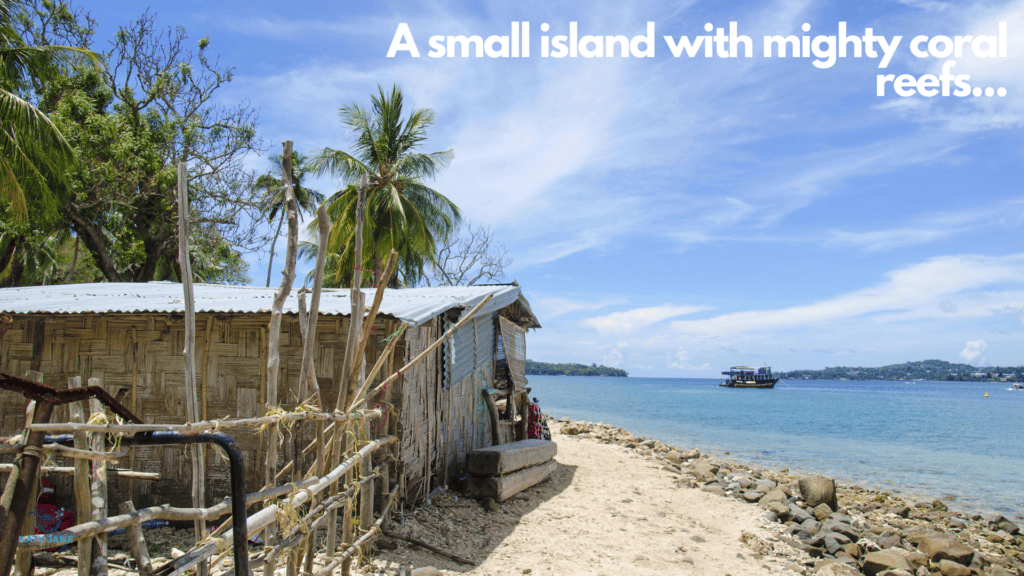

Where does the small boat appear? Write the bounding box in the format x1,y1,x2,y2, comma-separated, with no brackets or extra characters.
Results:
720,366,779,388
1009,382,1023,391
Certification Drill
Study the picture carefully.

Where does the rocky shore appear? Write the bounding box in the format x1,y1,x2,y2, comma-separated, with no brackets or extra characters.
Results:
556,418,1023,576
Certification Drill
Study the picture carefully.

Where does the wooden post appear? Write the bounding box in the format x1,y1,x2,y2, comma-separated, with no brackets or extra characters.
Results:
68,376,93,576
87,377,108,576
177,161,207,576
264,141,299,576
119,502,152,576
12,372,43,576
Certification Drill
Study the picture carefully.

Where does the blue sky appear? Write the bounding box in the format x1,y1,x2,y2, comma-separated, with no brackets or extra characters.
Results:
82,1,1024,376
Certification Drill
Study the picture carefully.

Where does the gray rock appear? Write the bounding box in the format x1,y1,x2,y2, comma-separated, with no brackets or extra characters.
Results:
410,568,442,576
917,536,974,566
821,519,860,541
764,501,790,521
760,488,789,506
813,503,834,521
665,450,683,463
742,490,765,503
824,535,844,555
935,559,972,576
781,536,824,558
799,475,838,511
692,460,719,482
701,485,726,497
862,549,913,576
790,503,814,523
816,564,864,576
680,448,700,459
757,479,778,491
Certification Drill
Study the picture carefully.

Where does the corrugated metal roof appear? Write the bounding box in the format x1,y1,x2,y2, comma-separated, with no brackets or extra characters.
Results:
0,282,541,328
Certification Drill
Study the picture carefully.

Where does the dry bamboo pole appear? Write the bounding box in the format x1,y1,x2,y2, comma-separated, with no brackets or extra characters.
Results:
176,161,207,576
340,251,399,404
263,140,299,576
0,466,156,480
119,502,152,576
12,372,43,576
68,376,92,576
353,294,494,411
29,409,379,435
313,491,395,576
358,420,373,558
87,377,108,576
328,175,368,562
297,204,331,405
344,321,407,414
155,436,396,576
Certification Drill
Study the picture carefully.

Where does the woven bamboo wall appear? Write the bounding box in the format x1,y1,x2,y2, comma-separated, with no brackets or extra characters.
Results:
0,312,391,509
0,308,511,509
396,320,497,504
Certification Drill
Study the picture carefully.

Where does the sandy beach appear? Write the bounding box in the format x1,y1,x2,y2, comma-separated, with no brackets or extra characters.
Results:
35,417,1023,576
367,420,796,576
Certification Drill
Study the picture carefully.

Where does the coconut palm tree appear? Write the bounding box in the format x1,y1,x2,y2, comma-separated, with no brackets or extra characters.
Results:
0,0,96,221
308,84,460,287
256,151,324,286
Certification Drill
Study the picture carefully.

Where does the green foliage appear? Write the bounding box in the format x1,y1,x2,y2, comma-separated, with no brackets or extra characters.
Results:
0,0,97,223
308,84,460,287
776,359,1024,382
526,359,629,377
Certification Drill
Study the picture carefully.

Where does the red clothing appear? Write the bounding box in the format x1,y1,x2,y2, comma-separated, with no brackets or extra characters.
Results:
528,402,543,439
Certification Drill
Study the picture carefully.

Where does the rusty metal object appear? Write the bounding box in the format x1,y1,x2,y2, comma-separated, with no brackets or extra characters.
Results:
0,373,142,424
0,372,144,576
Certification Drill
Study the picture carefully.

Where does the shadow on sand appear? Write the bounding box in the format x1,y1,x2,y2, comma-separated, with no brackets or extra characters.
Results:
371,460,579,574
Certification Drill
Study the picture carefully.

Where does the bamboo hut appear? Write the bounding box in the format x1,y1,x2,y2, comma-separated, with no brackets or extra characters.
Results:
0,281,540,508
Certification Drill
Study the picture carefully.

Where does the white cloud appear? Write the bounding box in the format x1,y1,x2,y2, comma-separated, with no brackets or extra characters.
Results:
531,295,626,319
670,254,1024,337
960,339,988,361
668,349,711,371
585,304,713,335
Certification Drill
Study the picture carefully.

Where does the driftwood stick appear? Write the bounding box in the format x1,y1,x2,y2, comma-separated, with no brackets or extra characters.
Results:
381,530,477,566
68,376,93,576
298,204,331,404
119,502,153,576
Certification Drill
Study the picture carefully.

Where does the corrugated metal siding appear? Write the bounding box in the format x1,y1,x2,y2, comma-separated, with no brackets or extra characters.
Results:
0,282,539,328
451,315,495,386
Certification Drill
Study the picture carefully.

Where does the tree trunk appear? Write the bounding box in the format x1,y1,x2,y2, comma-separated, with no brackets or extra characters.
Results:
68,215,122,282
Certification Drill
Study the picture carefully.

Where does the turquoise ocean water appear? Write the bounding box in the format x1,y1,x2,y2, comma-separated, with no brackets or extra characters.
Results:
528,376,1024,519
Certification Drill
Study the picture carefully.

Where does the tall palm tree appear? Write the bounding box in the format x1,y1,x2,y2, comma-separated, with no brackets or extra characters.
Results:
0,0,96,221
256,151,324,286
309,84,460,287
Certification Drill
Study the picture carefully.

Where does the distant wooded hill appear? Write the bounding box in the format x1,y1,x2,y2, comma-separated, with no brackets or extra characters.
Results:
776,359,1023,382
526,360,629,377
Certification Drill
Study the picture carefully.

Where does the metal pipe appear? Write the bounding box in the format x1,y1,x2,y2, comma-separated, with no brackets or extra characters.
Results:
45,432,249,576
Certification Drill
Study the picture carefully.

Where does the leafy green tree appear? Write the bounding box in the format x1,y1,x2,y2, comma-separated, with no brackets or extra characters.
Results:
0,0,96,276
47,10,264,283
308,85,460,287
255,152,323,286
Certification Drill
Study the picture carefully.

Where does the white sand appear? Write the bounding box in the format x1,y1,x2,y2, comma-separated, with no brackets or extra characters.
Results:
369,427,804,576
